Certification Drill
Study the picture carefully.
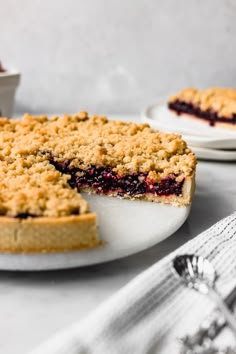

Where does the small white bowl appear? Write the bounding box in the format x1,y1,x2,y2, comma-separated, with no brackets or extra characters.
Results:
0,70,20,117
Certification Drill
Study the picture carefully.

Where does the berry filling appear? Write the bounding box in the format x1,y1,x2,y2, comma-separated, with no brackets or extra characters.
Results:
50,159,184,197
14,213,37,218
168,100,236,127
13,209,80,218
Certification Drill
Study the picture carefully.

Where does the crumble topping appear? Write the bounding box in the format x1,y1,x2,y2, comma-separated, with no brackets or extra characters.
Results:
0,158,88,217
0,113,196,217
169,87,236,118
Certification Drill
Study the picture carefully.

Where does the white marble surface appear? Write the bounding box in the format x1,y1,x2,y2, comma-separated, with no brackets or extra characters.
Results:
1,115,236,353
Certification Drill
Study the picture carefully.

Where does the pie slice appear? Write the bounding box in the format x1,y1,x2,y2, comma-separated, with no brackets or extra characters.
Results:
168,87,236,130
0,112,196,253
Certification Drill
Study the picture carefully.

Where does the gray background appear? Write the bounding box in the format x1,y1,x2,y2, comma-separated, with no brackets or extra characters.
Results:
1,0,236,115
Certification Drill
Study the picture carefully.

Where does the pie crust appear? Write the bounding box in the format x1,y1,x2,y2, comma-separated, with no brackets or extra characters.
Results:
0,213,98,253
0,112,196,253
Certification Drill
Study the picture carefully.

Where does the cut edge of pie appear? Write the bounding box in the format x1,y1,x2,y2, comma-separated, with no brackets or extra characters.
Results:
79,174,195,206
168,87,236,130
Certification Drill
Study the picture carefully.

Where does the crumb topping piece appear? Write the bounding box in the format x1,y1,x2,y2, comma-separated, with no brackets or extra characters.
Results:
169,87,236,118
0,112,196,217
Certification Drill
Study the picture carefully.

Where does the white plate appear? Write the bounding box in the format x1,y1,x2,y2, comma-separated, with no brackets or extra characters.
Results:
0,194,190,271
142,103,236,149
190,146,236,161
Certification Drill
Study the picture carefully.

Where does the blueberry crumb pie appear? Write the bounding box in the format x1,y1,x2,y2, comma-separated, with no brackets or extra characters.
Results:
0,112,196,253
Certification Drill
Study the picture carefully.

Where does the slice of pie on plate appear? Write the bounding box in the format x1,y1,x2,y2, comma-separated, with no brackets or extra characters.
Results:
0,112,196,253
168,87,236,130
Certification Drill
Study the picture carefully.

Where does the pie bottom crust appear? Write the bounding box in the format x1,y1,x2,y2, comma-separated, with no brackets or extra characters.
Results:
0,213,99,253
170,110,236,131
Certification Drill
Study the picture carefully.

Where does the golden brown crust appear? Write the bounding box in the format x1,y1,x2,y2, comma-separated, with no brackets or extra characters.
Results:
169,87,236,118
0,213,99,253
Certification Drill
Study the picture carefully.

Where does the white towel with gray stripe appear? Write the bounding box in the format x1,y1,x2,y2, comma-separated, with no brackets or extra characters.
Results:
31,212,236,354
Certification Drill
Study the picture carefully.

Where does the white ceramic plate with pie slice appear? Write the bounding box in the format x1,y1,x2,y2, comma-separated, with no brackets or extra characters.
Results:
0,194,190,270
142,103,236,150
